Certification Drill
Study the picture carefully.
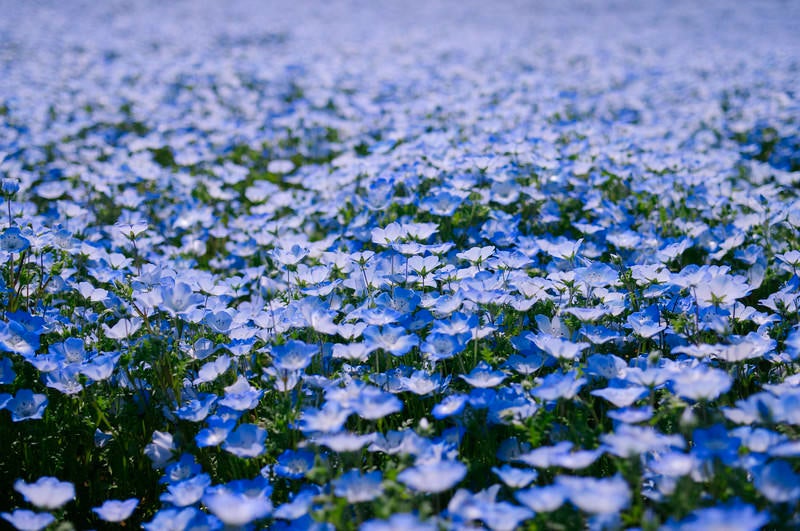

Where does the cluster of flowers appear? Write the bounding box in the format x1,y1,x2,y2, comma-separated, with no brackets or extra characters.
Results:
1,0,799,529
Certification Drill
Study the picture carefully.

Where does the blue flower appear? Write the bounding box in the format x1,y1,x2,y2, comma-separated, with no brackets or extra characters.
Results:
515,484,568,512
6,389,48,422
92,498,139,522
460,361,507,388
271,340,318,371
160,473,211,506
143,507,221,531
556,474,631,514
753,460,800,503
492,464,538,488
14,477,75,509
333,469,383,503
219,375,263,411
397,460,466,493
666,500,769,531
273,488,318,520
202,480,272,526
196,415,237,448
0,357,15,384
0,320,39,356
222,423,267,458
532,370,586,401
361,513,437,531
1,510,54,531
274,449,316,479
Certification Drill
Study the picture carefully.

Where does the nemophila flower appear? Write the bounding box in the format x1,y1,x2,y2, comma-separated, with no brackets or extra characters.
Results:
144,430,175,469
515,484,568,513
14,477,75,509
1,510,54,531
398,459,466,493
607,406,654,424
332,469,383,503
532,370,586,401
0,393,10,410
298,402,351,433
714,332,776,363
0,320,38,356
752,460,800,503
530,333,590,361
692,424,741,465
694,272,752,308
665,501,770,531
144,507,222,531
460,361,506,388
361,513,437,531
219,375,263,411
398,370,448,395
362,325,418,356
369,429,431,456
331,342,373,362
183,338,217,361
602,424,685,458
0,227,30,253
504,352,547,375
353,387,403,420
202,479,272,526
193,354,231,385
627,304,665,338
92,498,139,523
516,441,602,469
591,380,649,408
492,465,538,488
313,431,377,452
102,317,143,340
274,449,316,479
478,501,535,531
446,485,506,525
468,387,497,409
222,423,267,458
160,473,212,506
647,451,698,477
80,351,121,382
159,280,201,317
161,454,203,485
420,190,462,217
337,321,367,340
273,488,318,521
584,353,626,380
271,340,318,371
432,393,469,419
556,474,631,514
0,357,15,384
196,415,236,448
174,393,217,422
6,389,47,422
204,310,232,333
420,332,467,362
44,364,83,395
670,365,732,401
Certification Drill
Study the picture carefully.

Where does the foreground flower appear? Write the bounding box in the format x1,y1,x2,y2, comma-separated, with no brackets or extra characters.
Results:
202,480,272,526
665,501,770,531
1,510,54,531
92,498,139,522
397,460,467,493
6,389,47,422
333,469,383,503
14,477,75,510
361,513,437,531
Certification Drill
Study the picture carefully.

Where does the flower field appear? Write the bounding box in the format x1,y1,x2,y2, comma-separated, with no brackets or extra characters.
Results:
1,0,799,529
